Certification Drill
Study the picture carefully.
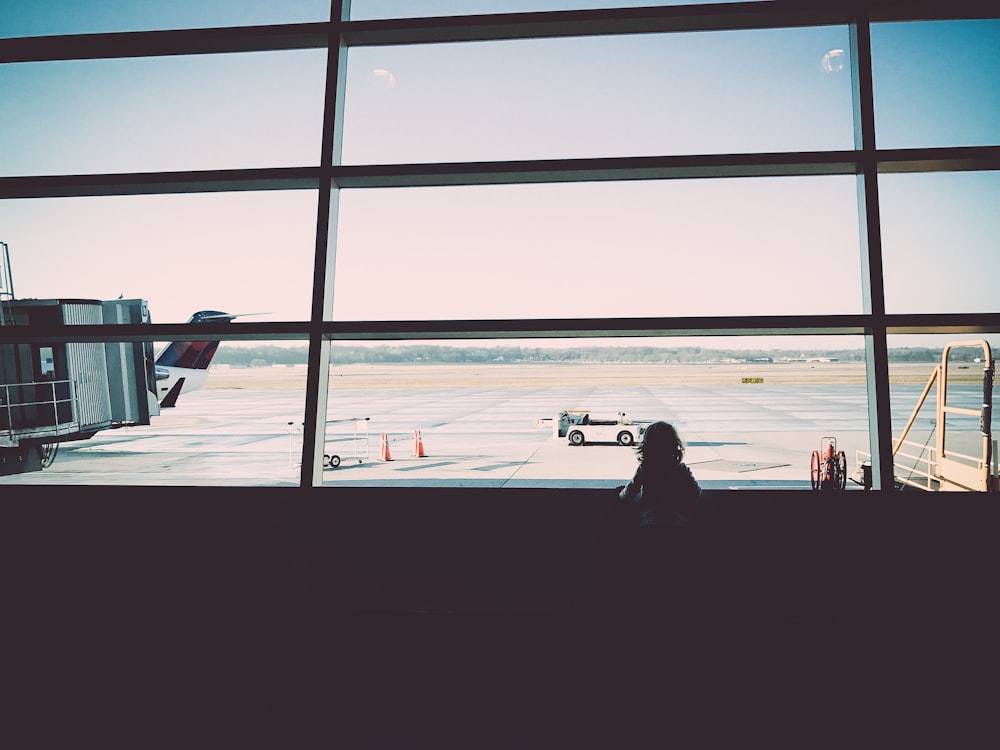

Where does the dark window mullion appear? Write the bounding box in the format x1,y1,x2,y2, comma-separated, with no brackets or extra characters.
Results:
301,1,350,488
851,13,894,490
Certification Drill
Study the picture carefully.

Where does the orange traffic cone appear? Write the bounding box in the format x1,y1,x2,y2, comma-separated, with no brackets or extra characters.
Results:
413,429,426,458
380,432,393,462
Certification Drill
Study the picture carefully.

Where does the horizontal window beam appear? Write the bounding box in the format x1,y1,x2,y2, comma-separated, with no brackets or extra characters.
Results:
0,6,850,63
3,148,998,198
3,314,999,345
877,146,1000,175
330,148,1000,190
320,315,1000,340
341,3,850,47
0,23,329,63
870,0,1000,23
0,322,309,345
0,168,320,199
884,314,1000,336
342,2,995,47
1,4,995,65
332,152,861,188
333,146,1000,188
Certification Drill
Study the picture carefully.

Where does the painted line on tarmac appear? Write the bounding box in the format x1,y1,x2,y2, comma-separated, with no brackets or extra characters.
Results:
395,461,456,472
473,462,529,472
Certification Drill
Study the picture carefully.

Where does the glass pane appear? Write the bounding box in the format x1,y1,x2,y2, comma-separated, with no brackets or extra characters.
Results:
0,191,317,323
0,50,326,176
341,27,854,163
883,334,999,491
0,340,308,487
878,171,1000,314
350,0,766,21
1,0,330,37
872,20,1000,149
321,335,870,489
332,177,863,320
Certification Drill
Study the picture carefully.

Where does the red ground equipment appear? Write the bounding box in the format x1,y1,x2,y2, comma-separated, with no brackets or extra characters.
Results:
811,436,847,490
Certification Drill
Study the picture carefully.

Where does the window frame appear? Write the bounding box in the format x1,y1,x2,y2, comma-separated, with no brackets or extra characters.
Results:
1,0,998,489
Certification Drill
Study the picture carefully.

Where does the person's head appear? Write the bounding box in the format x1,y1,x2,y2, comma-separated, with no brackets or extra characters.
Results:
636,421,684,464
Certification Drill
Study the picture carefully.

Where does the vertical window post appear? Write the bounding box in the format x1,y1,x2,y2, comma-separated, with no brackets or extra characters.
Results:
851,9,894,490
301,0,351,488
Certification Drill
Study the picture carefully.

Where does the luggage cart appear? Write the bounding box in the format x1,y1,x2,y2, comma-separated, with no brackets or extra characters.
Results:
324,417,370,468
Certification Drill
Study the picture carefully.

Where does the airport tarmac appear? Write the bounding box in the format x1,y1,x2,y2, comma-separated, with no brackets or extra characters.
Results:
0,362,976,489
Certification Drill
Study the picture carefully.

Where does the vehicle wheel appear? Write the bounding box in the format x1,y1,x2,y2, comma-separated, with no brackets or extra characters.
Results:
40,443,58,469
568,431,584,446
810,450,821,490
329,454,341,468
617,431,634,446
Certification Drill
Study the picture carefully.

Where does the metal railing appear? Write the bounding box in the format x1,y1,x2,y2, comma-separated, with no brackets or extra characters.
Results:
856,440,937,491
0,378,80,444
857,437,997,492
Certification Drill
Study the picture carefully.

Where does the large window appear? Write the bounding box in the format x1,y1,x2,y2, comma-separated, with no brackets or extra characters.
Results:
0,51,327,176
0,192,317,322
321,336,869,489
341,26,854,163
871,20,1000,149
333,177,862,321
1,1,997,489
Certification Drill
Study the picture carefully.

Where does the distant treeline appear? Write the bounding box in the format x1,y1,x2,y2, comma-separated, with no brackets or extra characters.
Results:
211,344,975,367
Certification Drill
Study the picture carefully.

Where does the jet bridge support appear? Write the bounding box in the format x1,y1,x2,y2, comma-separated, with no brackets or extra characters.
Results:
0,297,157,475
858,340,997,491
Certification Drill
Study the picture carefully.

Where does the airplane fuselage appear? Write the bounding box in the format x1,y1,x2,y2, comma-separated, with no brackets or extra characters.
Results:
155,364,211,401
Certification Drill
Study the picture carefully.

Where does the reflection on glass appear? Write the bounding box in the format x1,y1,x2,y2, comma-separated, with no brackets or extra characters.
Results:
1,0,330,37
349,0,764,21
0,191,318,323
332,177,862,320
341,26,853,163
872,20,1000,149
879,172,1000,314
0,50,327,176
884,334,999,491
0,343,309,487
322,336,869,489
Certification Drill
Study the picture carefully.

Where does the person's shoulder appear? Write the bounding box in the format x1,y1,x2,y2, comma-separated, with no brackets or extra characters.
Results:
676,461,701,491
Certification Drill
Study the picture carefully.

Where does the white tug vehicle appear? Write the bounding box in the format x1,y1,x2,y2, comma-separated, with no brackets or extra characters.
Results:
552,410,649,447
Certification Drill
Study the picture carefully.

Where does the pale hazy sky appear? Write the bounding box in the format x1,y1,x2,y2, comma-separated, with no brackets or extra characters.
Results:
0,3,997,349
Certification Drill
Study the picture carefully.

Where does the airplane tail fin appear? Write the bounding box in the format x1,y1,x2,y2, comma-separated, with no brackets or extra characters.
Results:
154,310,235,370
159,377,186,408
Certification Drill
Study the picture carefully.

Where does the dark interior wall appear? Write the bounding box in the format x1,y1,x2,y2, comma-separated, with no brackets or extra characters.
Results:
5,486,1000,747
5,485,999,616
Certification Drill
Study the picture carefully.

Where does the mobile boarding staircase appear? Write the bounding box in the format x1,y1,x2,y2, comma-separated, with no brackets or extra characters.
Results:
856,340,997,491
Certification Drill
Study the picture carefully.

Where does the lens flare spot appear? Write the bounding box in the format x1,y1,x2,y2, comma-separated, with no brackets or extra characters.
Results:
821,49,845,73
368,68,397,90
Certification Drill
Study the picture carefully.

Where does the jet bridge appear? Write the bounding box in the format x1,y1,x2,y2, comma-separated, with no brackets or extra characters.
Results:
857,340,997,491
0,296,158,475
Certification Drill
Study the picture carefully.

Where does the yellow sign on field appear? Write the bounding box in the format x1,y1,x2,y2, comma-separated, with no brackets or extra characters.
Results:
741,377,765,384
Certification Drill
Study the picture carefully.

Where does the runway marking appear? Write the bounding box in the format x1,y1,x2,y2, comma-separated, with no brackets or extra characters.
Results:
473,462,529,472
395,462,456,471
692,459,791,473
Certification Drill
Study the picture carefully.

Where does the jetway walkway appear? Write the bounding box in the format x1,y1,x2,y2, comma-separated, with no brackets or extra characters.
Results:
857,340,997,491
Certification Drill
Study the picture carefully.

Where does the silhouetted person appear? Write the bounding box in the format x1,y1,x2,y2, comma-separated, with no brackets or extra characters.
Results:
615,421,701,617
619,421,700,528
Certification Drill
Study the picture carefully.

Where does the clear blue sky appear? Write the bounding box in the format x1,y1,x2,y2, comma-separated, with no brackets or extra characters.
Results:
0,0,329,36
0,3,997,351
